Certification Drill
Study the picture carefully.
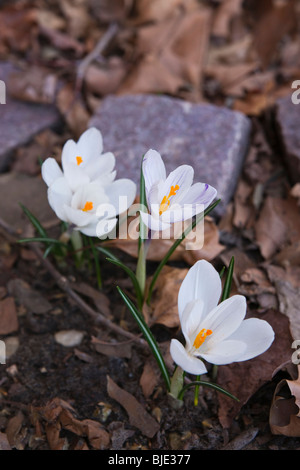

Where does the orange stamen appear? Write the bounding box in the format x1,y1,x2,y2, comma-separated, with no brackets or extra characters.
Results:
159,184,180,215
76,156,83,166
82,201,93,212
193,329,212,349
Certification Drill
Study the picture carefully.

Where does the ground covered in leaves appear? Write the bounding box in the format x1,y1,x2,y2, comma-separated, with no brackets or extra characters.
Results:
0,0,300,451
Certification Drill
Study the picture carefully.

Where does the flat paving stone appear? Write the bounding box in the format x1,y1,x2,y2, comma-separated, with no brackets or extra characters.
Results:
89,94,251,215
275,95,300,184
0,62,61,171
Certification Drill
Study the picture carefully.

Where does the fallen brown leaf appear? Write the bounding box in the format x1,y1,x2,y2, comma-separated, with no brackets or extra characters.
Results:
266,264,300,341
217,309,292,428
140,358,160,398
107,375,160,438
0,297,19,335
145,265,187,328
255,196,300,260
40,398,110,450
270,365,300,436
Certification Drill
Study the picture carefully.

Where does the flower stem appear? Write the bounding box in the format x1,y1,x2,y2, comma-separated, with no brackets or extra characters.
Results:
146,199,221,305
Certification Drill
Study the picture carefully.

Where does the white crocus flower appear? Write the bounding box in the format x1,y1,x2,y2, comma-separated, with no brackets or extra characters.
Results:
170,260,275,375
42,127,116,192
140,149,217,231
41,127,136,237
46,179,136,237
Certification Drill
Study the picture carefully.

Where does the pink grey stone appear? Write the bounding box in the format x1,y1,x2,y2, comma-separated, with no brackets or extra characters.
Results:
275,95,300,183
89,94,251,215
0,62,60,171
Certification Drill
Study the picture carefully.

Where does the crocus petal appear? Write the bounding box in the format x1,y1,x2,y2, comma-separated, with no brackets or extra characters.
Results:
63,162,90,192
63,205,95,227
158,165,194,206
76,127,103,164
96,217,118,239
227,317,275,361
170,339,207,375
178,260,222,320
47,176,72,221
142,149,166,196
71,183,108,212
83,151,115,180
41,158,63,187
200,339,247,365
180,299,205,349
61,139,78,169
104,178,137,214
139,211,171,232
179,182,217,209
201,295,247,346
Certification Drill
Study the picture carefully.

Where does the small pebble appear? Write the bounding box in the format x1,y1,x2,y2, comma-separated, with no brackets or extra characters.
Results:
54,330,85,347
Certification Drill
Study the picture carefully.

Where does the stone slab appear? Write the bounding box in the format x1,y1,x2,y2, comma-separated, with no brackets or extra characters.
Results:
89,94,251,215
0,62,61,171
275,95,300,184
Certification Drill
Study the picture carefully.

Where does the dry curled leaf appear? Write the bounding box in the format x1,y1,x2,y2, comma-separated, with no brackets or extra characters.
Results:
217,309,292,428
107,375,160,438
144,265,187,328
39,398,110,450
270,365,300,436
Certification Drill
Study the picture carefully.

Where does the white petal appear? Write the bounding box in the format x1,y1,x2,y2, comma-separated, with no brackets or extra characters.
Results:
202,295,247,345
84,151,115,180
77,127,103,163
170,339,207,375
63,162,90,192
63,205,95,227
227,317,275,361
71,182,108,212
104,178,137,214
178,260,222,320
179,182,217,210
200,339,247,365
139,211,171,232
142,149,166,195
180,299,205,349
41,158,63,187
61,139,78,169
47,176,72,221
158,165,194,205
96,217,118,239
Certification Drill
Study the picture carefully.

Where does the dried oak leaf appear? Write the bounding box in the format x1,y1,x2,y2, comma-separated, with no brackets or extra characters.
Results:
270,365,300,436
217,309,292,429
255,196,300,260
40,398,110,450
265,264,300,341
144,265,187,328
119,6,211,99
107,376,160,438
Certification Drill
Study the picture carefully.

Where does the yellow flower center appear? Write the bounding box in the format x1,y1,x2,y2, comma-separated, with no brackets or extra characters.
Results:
159,185,180,215
193,328,212,349
81,201,93,212
76,156,83,166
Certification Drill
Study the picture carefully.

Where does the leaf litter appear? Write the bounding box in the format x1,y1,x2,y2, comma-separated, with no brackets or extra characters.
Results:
0,0,300,451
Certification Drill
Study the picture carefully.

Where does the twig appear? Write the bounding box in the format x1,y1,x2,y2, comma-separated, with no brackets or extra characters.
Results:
76,22,119,93
30,243,147,348
0,216,147,349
